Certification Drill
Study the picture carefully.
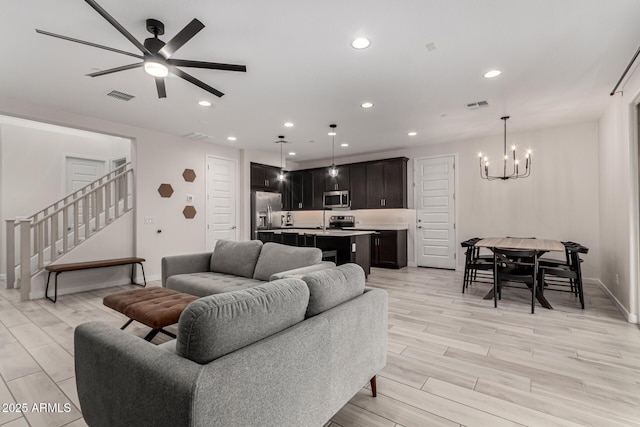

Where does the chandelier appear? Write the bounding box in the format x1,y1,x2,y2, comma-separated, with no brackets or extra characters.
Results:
275,136,288,181
479,116,531,180
328,124,338,177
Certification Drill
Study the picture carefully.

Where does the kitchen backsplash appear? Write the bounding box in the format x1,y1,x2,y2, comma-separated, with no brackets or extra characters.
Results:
289,209,413,229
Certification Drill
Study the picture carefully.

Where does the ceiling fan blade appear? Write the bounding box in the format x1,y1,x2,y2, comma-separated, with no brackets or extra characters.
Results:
36,29,143,59
158,19,205,59
169,59,247,72
86,62,143,77
171,67,224,97
84,0,151,55
155,77,167,98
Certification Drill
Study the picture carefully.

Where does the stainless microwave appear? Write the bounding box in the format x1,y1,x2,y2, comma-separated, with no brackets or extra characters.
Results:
323,190,350,208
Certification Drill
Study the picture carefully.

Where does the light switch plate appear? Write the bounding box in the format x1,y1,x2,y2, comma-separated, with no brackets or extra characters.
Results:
186,195,194,202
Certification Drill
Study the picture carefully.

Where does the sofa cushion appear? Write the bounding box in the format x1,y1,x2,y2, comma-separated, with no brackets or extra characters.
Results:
252,242,322,281
176,279,310,364
166,272,264,297
302,263,366,318
210,239,263,278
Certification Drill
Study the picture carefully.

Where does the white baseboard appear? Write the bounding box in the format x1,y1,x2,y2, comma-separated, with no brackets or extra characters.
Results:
407,262,417,268
590,278,638,324
0,274,5,282
145,274,161,283
30,277,134,300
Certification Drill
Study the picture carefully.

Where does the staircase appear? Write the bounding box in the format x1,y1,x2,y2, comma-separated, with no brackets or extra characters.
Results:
5,162,134,300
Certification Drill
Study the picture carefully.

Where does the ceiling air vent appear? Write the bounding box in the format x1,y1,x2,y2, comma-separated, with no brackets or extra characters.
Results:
466,100,489,110
183,132,214,140
107,90,135,101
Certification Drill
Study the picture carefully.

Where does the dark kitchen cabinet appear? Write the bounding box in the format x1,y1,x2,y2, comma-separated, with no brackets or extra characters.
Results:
312,169,326,209
371,229,408,269
325,165,350,192
250,162,282,191
365,162,385,209
365,158,408,209
349,163,367,209
289,170,314,211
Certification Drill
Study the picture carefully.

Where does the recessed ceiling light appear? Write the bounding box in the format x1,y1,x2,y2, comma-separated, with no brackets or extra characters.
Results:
288,152,296,156
328,131,337,136
227,136,237,141
408,132,417,136
425,42,438,52
341,143,349,147
483,70,502,78
284,122,294,127
198,100,211,107
351,37,370,49
361,102,374,109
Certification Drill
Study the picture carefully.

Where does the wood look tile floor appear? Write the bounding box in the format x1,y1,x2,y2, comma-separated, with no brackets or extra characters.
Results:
1,267,640,427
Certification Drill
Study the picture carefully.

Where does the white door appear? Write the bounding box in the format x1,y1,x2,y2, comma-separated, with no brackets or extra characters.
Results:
415,155,456,269
207,156,237,250
65,156,106,225
65,156,106,193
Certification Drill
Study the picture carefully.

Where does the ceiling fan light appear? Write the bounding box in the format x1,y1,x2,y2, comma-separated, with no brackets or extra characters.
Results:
144,60,168,77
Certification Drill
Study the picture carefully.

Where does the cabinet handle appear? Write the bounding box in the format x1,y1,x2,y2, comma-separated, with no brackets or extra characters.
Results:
380,199,383,206
383,198,386,207
335,183,338,190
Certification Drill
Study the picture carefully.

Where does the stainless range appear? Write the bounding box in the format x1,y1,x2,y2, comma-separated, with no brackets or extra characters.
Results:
329,215,355,229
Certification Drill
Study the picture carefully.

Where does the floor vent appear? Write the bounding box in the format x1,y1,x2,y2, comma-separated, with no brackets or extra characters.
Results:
107,90,135,101
466,100,489,110
183,132,214,140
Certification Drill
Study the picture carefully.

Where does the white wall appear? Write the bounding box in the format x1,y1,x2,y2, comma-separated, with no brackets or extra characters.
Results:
0,97,241,288
598,64,640,322
0,121,130,276
296,121,601,278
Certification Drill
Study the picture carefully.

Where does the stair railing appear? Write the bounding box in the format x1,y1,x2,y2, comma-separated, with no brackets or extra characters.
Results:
5,163,134,300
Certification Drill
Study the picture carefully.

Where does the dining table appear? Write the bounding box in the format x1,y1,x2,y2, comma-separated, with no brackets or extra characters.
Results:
474,237,566,309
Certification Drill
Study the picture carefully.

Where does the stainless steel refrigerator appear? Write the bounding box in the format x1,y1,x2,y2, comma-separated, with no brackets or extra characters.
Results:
251,191,282,239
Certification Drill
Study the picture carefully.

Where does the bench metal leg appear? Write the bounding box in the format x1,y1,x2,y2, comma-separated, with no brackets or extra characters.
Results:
131,262,147,288
45,271,58,303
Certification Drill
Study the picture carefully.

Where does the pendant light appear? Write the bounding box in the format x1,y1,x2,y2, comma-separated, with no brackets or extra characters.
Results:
478,116,532,181
276,136,287,181
328,124,338,177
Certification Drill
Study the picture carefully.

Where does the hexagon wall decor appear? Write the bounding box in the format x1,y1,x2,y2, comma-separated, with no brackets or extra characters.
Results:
183,205,197,219
158,183,174,198
183,168,196,182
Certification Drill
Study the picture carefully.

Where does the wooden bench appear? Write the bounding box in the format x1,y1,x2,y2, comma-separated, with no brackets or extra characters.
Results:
45,257,146,303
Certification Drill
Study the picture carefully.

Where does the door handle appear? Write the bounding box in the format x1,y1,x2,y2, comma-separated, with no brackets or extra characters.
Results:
231,226,236,230
417,226,423,229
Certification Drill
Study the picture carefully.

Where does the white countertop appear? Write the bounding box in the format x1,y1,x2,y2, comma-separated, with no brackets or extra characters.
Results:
259,229,375,237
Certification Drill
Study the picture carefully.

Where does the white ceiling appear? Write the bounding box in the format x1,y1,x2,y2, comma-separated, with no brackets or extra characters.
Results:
2,0,640,161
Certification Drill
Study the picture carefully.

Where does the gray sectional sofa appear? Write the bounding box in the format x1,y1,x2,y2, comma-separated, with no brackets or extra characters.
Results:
75,264,388,427
162,239,335,297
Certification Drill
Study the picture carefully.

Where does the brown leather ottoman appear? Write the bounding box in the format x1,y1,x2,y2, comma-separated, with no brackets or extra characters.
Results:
103,287,198,341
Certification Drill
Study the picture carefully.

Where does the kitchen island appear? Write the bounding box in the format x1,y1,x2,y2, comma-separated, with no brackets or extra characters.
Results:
256,229,374,276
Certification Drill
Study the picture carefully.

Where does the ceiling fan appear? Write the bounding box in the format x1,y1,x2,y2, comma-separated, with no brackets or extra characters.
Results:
36,0,247,99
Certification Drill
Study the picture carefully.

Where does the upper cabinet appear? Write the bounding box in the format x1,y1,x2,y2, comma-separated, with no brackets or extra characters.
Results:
288,170,313,211
349,163,367,210
251,157,408,211
250,162,281,191
365,158,408,209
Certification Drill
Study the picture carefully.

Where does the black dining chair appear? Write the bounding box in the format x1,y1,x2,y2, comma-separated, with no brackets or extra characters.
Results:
539,243,588,309
493,248,539,313
461,238,493,293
